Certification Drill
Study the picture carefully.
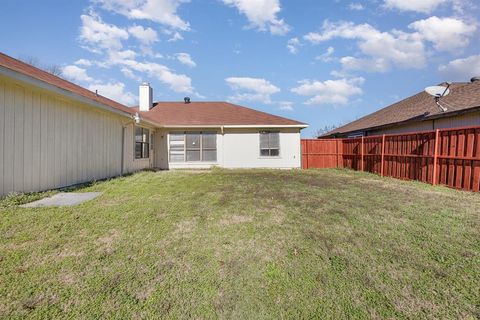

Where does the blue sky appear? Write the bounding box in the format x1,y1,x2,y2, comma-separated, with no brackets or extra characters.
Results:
1,0,479,136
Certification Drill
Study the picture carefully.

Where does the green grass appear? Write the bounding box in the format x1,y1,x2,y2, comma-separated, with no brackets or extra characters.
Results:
1,169,479,319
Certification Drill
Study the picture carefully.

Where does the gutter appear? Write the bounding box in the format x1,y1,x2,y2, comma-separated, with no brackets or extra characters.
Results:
155,124,308,129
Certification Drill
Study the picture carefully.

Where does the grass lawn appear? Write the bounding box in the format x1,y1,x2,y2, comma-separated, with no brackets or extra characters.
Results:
0,169,479,319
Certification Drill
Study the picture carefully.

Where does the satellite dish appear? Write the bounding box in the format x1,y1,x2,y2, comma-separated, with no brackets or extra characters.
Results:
425,85,450,98
425,84,452,113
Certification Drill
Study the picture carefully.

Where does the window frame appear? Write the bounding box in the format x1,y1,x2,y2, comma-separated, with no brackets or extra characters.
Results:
169,131,217,163
135,127,150,159
259,130,280,157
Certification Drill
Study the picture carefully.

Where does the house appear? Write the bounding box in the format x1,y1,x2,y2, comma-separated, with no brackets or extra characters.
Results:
323,79,480,138
0,52,307,197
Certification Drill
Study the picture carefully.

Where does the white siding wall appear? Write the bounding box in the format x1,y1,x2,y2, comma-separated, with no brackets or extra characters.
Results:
368,111,480,136
369,121,433,135
0,76,151,197
222,128,301,169
156,128,302,169
434,112,480,129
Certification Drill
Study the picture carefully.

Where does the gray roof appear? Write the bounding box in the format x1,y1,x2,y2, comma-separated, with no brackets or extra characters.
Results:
327,80,480,136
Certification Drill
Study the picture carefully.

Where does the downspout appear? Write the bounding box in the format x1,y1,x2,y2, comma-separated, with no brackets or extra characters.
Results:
221,126,225,167
121,118,134,175
121,126,125,175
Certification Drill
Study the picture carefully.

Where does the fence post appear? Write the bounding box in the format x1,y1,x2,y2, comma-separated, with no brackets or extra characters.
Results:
305,140,309,169
335,139,339,168
361,136,364,172
381,134,385,177
432,129,440,185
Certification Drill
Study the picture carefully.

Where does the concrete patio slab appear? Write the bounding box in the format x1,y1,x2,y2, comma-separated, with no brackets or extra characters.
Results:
21,192,103,208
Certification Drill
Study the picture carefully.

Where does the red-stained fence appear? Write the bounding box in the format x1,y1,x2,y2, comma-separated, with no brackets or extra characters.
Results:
301,126,480,192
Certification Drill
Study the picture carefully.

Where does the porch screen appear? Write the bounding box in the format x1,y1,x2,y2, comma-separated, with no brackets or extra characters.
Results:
169,132,217,162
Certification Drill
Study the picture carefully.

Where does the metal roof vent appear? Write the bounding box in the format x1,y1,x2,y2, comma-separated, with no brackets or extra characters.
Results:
471,77,480,83
184,97,191,104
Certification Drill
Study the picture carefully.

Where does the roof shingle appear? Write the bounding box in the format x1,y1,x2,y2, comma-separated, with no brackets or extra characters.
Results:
135,102,307,126
328,81,480,136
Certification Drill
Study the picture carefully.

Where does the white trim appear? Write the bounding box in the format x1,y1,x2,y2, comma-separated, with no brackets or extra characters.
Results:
224,124,308,128
160,124,308,129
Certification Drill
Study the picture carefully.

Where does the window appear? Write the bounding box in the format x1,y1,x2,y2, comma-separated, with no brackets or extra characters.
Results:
169,131,217,162
260,131,280,157
186,132,201,161
169,132,185,162
135,127,150,159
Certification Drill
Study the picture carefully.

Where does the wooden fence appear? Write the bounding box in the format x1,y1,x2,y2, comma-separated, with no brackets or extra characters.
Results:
301,126,480,192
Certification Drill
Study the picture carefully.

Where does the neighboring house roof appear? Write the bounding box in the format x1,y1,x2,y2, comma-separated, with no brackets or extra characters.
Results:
135,102,308,127
326,80,480,136
0,52,135,116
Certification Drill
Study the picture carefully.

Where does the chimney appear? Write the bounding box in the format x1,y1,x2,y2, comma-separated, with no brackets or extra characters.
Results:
139,82,153,111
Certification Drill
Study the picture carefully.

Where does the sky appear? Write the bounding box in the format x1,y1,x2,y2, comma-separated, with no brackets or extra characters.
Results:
0,0,479,137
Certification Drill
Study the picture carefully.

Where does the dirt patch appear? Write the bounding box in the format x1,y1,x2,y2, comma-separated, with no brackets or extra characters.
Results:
0,302,7,315
96,229,121,254
57,249,84,259
134,275,164,301
174,218,198,235
218,215,253,226
22,292,58,311
392,287,442,318
59,272,78,285
270,208,286,225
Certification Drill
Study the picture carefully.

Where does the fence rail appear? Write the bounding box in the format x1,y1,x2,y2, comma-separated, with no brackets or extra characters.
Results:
301,126,480,192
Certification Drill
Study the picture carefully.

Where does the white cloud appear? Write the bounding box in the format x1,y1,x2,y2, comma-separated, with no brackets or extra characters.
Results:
339,57,390,73
304,20,426,71
110,55,194,93
438,54,480,81
222,0,290,35
225,77,280,103
109,49,138,61
287,37,301,54
316,46,335,62
95,0,190,31
409,16,476,52
128,25,159,45
278,101,294,111
72,7,199,97
348,3,364,10
121,67,142,81
88,82,137,105
79,11,129,52
384,0,446,13
450,0,478,15
61,65,94,83
74,59,93,67
162,29,184,42
175,53,196,67
291,77,365,106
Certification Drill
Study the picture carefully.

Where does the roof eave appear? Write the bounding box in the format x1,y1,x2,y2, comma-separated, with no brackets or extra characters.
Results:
155,124,308,129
